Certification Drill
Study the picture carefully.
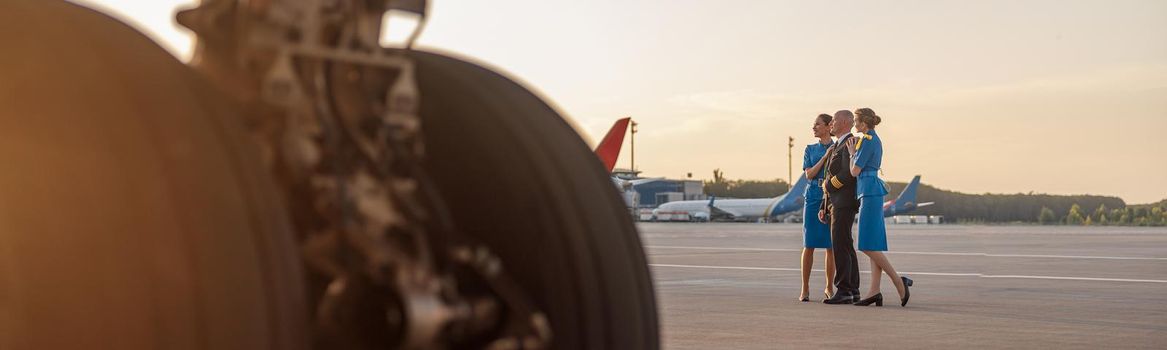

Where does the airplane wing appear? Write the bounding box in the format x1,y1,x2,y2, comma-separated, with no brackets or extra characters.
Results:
629,177,665,186
700,197,737,219
707,198,743,219
708,205,743,220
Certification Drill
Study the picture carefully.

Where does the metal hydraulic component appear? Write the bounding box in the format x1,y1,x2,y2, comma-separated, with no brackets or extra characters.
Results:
177,1,549,348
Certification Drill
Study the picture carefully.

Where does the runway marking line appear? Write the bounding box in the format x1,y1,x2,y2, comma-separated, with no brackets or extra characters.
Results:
648,264,1167,284
646,245,1167,261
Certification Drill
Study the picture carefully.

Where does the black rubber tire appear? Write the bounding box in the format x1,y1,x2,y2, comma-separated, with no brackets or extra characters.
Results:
0,2,658,348
409,50,660,350
0,2,308,349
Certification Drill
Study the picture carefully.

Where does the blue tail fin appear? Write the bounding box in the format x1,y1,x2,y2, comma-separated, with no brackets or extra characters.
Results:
765,176,809,217
894,175,922,210
784,175,808,204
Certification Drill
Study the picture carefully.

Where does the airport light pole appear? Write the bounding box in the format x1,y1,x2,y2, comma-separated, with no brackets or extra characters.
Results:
630,118,638,172
787,136,794,191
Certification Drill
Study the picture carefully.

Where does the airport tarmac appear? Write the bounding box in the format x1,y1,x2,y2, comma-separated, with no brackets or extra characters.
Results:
639,223,1167,349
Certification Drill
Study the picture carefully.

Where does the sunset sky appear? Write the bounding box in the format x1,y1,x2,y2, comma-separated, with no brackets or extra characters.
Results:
73,0,1167,203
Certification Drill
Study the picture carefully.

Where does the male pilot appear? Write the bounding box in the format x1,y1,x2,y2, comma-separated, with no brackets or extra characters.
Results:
819,110,861,304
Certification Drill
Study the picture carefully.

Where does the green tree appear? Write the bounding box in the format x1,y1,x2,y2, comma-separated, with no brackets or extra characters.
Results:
1038,207,1056,225
1134,207,1149,219
1065,204,1085,225
1108,208,1123,224
1152,207,1165,226
1092,204,1108,222
704,169,730,197
702,169,796,198
1084,216,1093,226
725,179,789,198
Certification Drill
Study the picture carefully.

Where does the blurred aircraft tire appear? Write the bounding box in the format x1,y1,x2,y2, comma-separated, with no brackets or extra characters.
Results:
408,50,660,350
0,2,308,349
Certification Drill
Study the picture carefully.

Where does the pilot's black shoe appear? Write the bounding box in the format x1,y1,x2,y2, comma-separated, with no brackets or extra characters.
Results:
823,291,854,304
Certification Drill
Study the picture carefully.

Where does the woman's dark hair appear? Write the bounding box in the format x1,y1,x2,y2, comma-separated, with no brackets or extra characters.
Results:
854,108,881,127
816,113,832,125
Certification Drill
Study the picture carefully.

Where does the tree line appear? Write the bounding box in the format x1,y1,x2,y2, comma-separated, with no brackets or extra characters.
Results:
702,169,792,198
703,170,1165,226
1038,203,1167,226
889,182,1164,226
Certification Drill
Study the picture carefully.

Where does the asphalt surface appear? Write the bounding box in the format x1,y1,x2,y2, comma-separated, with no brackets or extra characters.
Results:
639,223,1167,349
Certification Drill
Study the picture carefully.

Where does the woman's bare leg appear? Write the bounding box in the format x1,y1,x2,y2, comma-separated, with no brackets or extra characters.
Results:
863,250,906,298
866,259,882,297
824,249,835,296
800,248,814,299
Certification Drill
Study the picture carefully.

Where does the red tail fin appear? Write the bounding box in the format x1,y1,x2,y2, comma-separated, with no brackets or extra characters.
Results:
595,117,631,172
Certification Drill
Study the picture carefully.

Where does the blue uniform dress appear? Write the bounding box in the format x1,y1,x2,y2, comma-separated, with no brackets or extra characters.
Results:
852,130,890,251
801,142,832,248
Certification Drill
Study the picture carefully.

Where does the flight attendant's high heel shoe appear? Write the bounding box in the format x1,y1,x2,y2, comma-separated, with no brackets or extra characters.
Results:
853,293,883,306
900,277,913,307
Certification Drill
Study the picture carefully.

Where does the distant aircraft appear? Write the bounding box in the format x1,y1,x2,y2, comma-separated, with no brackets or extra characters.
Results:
596,117,631,172
594,117,652,207
883,175,934,217
652,176,809,221
652,174,932,222
594,118,661,189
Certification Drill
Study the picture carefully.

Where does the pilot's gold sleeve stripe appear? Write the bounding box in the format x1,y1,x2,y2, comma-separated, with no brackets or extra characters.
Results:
831,176,843,189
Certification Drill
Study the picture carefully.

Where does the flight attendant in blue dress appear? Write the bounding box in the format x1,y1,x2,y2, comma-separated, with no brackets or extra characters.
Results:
798,114,836,302
844,108,914,307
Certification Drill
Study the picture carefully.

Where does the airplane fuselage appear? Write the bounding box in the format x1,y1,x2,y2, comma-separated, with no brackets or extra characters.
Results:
655,197,799,220
653,176,808,221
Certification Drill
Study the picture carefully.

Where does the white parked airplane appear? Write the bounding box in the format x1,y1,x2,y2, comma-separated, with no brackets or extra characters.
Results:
652,175,809,221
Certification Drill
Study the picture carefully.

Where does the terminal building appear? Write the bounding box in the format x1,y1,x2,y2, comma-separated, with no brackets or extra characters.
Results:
632,178,704,208
612,169,705,209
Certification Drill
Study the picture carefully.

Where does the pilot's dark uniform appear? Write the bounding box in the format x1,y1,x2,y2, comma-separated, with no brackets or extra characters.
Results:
820,133,860,301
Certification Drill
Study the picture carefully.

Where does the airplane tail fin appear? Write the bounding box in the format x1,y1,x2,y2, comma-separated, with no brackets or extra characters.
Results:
786,176,808,200
894,175,922,210
595,117,631,172
776,176,808,205
762,176,809,218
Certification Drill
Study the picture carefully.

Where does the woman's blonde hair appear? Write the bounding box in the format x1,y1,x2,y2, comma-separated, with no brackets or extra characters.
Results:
854,108,881,128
